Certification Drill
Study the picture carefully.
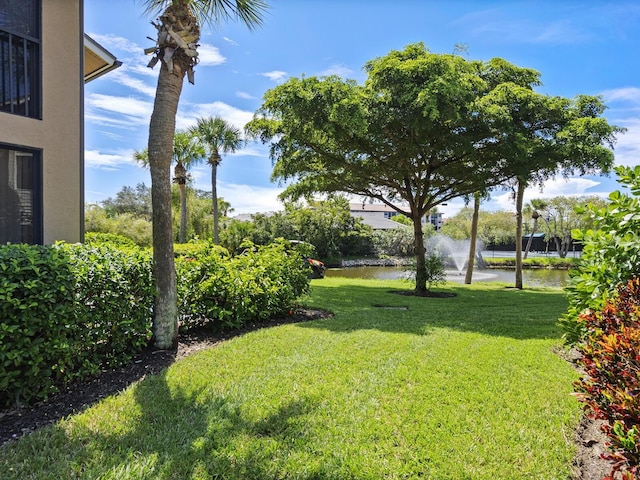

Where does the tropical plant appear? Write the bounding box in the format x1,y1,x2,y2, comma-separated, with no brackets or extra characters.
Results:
136,0,268,349
561,166,640,344
189,116,244,244
134,131,205,243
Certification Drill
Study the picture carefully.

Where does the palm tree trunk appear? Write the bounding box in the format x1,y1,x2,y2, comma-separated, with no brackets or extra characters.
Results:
464,193,480,284
148,58,183,350
514,181,525,290
179,183,187,243
212,163,219,244
523,214,539,260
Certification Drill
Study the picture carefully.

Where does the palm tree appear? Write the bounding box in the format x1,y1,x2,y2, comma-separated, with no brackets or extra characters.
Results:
523,199,548,259
133,131,205,243
136,0,268,349
189,116,243,244
172,131,205,243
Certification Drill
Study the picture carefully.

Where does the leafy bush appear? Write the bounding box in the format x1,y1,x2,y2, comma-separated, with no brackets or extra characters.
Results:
65,243,154,372
484,257,577,269
561,166,640,344
574,277,640,480
1,237,310,408
371,227,415,257
85,231,139,248
0,245,75,407
0,243,153,408
176,240,310,330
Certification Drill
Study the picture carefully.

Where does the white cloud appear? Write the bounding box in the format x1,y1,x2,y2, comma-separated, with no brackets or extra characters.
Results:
107,69,157,97
612,118,640,167
489,177,608,212
85,148,138,169
197,43,226,66
260,70,288,82
219,183,284,214
86,93,153,125
602,87,640,105
223,37,239,46
319,64,355,78
236,91,256,100
87,33,142,54
187,176,284,214
177,101,254,132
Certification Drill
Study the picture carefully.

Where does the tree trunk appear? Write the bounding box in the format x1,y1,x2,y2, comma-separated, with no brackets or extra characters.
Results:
464,193,480,284
148,56,183,350
523,212,539,260
412,214,427,293
212,162,219,244
514,181,525,290
179,183,187,243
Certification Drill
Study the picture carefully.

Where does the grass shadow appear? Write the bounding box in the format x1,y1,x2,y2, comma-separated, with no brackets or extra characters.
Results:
302,279,567,340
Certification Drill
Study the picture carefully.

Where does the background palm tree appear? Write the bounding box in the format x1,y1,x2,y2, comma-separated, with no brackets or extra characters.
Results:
137,0,268,349
133,131,205,243
523,198,548,259
189,116,244,244
172,131,205,243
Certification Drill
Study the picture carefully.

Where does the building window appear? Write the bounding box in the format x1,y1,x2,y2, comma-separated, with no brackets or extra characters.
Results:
0,145,41,244
0,0,41,119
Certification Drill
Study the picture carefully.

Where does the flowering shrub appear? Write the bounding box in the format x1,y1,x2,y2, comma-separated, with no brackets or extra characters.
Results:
575,277,640,480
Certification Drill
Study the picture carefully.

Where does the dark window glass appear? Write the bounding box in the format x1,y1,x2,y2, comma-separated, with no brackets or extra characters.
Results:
0,145,41,244
0,0,40,118
0,0,39,38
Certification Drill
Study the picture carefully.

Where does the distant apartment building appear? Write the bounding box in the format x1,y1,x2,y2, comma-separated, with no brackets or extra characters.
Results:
1,0,120,244
349,203,444,230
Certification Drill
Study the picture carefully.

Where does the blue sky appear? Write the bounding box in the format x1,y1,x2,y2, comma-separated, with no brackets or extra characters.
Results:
84,0,640,218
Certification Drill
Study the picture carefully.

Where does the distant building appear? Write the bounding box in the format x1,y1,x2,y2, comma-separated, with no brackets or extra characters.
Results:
1,1,121,244
349,203,444,231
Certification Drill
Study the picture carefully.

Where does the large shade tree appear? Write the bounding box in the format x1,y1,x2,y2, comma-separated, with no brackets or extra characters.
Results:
246,43,553,293
137,0,268,349
189,116,243,244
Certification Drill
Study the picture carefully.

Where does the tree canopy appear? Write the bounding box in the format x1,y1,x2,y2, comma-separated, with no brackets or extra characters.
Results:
247,42,620,292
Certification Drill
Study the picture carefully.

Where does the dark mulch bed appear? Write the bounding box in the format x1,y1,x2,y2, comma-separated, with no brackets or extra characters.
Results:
0,308,332,446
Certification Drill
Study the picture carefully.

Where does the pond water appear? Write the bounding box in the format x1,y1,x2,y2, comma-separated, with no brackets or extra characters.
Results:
325,266,570,288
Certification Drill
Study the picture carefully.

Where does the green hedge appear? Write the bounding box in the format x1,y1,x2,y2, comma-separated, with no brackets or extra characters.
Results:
176,240,311,330
0,245,76,408
0,243,153,408
1,239,311,408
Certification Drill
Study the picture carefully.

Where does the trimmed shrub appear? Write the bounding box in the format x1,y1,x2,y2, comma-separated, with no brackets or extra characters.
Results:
574,277,640,480
176,240,310,330
0,244,75,407
0,242,153,408
65,243,154,373
1,238,309,408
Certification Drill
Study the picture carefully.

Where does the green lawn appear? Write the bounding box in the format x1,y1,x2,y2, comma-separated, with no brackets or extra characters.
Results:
1,278,580,479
